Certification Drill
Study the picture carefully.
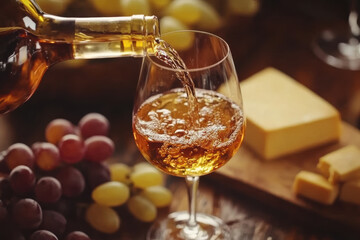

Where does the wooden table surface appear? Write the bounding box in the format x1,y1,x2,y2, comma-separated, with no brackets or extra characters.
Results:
2,0,360,239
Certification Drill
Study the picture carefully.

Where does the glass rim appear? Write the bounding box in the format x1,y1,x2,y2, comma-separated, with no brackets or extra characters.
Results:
146,30,230,72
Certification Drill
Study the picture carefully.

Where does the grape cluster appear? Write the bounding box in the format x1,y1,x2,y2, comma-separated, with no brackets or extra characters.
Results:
87,0,260,32
0,112,172,238
85,161,172,233
35,0,260,42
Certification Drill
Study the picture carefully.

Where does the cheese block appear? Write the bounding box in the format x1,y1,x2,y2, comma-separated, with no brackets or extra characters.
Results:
240,68,341,160
292,170,339,205
339,179,360,205
317,145,360,183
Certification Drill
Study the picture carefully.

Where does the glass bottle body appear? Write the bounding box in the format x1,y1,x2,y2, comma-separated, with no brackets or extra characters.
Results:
0,0,160,114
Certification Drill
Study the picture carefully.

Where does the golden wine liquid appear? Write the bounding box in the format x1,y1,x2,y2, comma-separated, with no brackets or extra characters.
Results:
133,89,245,177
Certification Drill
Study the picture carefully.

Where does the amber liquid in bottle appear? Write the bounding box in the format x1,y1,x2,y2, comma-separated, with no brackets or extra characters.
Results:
0,0,159,114
0,27,159,113
0,28,72,114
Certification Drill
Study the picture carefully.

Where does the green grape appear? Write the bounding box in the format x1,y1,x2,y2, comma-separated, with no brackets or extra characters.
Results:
165,0,202,25
160,17,194,51
127,195,157,222
160,16,188,34
227,0,260,16
85,203,120,234
92,181,130,207
120,0,150,15
132,162,154,172
140,185,172,207
130,165,163,189
89,0,122,16
109,163,131,184
194,0,222,31
148,0,170,10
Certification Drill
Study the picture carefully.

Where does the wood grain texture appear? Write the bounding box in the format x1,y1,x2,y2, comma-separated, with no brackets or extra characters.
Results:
215,122,360,231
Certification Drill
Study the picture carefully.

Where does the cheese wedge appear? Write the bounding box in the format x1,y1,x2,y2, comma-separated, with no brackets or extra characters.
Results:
293,170,339,205
317,145,360,183
240,68,341,160
339,179,360,205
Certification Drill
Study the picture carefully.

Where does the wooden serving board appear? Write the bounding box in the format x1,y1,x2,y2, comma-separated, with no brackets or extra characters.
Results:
214,121,360,230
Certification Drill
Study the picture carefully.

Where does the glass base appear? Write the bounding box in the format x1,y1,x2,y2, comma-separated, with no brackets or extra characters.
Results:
146,211,231,240
312,29,360,70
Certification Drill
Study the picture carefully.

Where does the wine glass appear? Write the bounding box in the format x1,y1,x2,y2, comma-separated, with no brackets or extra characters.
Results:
312,0,360,70
132,30,245,240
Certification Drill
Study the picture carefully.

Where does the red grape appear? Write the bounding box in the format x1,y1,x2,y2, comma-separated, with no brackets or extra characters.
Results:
53,198,76,218
84,135,114,162
0,177,12,200
58,134,85,164
56,166,85,197
9,165,35,195
45,118,76,145
78,112,109,139
64,231,91,240
0,200,7,223
82,161,111,190
1,227,26,240
5,143,34,170
40,210,67,237
35,176,62,204
0,151,9,173
32,142,61,171
29,230,58,240
12,198,42,230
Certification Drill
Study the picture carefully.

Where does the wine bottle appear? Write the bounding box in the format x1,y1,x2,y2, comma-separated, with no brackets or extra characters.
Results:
0,0,160,114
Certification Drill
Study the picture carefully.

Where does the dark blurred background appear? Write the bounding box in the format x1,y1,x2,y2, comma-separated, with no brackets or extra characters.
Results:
1,0,359,153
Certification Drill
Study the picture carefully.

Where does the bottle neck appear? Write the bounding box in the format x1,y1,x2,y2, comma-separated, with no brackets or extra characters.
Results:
38,14,160,59
2,0,160,59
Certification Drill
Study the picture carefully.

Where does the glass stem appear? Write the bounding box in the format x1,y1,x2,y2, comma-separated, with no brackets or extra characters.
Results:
181,176,209,239
180,175,207,240
186,176,199,229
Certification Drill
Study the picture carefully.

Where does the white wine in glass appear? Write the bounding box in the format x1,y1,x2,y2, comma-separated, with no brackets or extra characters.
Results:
132,30,245,240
